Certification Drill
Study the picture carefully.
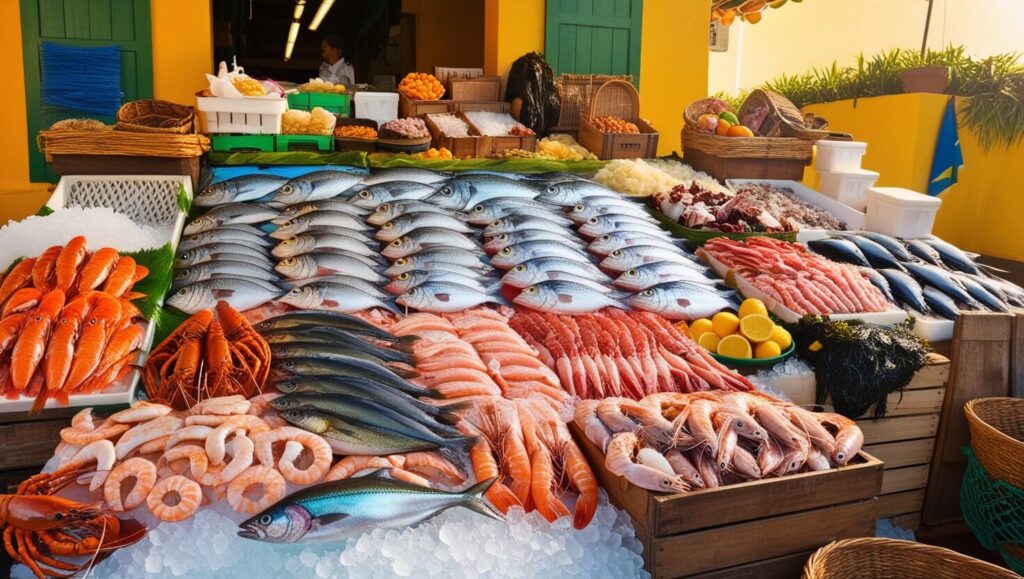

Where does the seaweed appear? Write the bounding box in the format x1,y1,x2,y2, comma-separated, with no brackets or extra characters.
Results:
790,315,931,419
504,52,561,135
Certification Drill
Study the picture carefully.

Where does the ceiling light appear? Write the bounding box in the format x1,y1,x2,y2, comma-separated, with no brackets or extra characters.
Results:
284,21,300,60
309,0,335,31
293,0,306,21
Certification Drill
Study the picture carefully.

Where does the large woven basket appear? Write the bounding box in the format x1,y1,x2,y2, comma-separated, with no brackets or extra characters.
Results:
966,397,1024,489
115,100,195,134
38,130,210,160
552,73,633,132
803,537,1016,578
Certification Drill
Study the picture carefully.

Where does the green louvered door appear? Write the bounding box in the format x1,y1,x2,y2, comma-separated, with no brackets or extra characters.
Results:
21,0,154,182
545,0,643,85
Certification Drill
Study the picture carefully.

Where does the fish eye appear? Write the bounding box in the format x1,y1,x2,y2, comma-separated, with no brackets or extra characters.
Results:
382,223,393,229
283,237,296,245
472,205,484,213
627,269,637,276
289,288,302,295
259,514,272,525
600,235,611,242
498,234,508,241
642,289,653,296
611,250,622,257
391,239,402,246
440,186,453,195
398,273,409,280
500,247,512,255
514,265,525,272
405,288,418,295
395,258,406,266
545,185,557,193
574,204,585,212
283,258,295,265
378,203,389,212
490,220,501,227
181,252,191,260
359,190,370,198
587,217,599,224
178,288,187,295
525,286,538,294
189,235,200,241
281,185,293,194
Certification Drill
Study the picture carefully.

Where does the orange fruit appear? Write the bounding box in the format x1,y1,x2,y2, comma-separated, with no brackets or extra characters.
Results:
727,125,755,137
745,11,763,23
715,119,733,136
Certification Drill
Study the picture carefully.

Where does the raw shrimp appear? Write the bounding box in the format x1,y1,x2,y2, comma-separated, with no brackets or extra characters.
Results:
213,435,254,485
190,394,251,416
60,418,129,445
147,475,202,522
605,432,689,493
324,456,431,487
104,457,157,511
68,439,116,491
114,415,185,459
160,444,210,480
227,465,287,515
276,432,332,485
108,401,173,423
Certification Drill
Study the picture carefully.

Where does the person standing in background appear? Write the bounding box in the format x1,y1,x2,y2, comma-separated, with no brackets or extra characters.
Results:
319,34,355,86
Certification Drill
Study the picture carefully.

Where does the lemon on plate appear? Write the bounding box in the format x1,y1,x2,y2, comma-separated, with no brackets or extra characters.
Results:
717,334,752,359
755,341,782,359
689,318,714,341
769,326,793,350
712,312,740,338
698,332,721,353
739,314,775,344
738,298,768,319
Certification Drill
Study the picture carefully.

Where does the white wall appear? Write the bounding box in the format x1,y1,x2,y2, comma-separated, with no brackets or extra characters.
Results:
709,0,1024,96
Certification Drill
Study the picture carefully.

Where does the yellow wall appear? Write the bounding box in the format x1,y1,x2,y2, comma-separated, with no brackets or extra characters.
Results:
483,0,545,80
402,0,485,73
0,1,47,206
804,94,1024,262
152,0,213,107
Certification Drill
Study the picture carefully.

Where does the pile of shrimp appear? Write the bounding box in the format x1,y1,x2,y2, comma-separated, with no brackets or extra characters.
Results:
575,391,865,493
382,310,599,530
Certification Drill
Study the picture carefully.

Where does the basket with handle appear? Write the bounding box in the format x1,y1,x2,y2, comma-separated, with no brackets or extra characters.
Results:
115,100,196,134
578,79,658,159
966,397,1024,488
551,73,632,133
740,89,851,140
802,537,1016,578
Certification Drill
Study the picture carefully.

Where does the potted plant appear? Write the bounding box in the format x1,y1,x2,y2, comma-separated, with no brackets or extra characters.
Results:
900,0,950,93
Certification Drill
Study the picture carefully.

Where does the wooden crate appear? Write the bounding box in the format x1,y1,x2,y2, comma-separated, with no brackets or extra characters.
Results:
0,407,83,492
51,154,203,192
449,76,501,101
682,145,809,182
452,101,512,114
423,112,491,158
459,114,537,156
579,114,659,159
398,94,451,118
572,423,882,578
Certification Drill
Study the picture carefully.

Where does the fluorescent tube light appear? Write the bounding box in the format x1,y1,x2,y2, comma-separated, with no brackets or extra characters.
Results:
309,0,335,31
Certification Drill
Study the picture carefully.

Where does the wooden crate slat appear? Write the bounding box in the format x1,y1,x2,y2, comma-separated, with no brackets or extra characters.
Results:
880,464,929,495
638,498,877,578
0,419,66,470
892,512,922,530
863,438,936,469
857,414,939,445
864,387,945,418
688,548,816,579
907,353,951,389
877,489,925,519
1012,313,1024,398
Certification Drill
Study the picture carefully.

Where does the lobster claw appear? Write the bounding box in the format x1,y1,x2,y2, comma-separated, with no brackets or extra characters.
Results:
95,518,148,552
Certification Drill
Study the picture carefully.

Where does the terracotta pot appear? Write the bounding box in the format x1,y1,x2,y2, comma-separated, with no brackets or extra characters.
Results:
900,65,950,94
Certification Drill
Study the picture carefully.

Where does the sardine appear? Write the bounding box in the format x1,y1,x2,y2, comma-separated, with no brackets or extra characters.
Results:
167,278,284,314
612,261,717,291
382,229,482,259
272,232,380,259
275,254,385,283
183,204,280,236
923,238,980,274
600,245,704,273
513,280,626,314
291,225,377,246
482,229,586,253
271,212,370,240
361,168,450,185
275,199,370,223
837,235,906,271
277,283,398,314
270,393,456,438
577,214,672,239
588,231,686,256
483,214,579,237
274,376,450,419
194,174,288,206
284,275,389,299
465,198,573,227
383,270,496,296
175,243,273,268
922,285,960,320
489,241,593,270
262,329,413,365
376,213,475,242
172,260,277,290
807,238,872,268
383,250,490,276
627,281,736,321
396,281,506,313
501,257,612,288
367,200,463,226
568,196,655,223
903,262,979,307
271,170,364,206
425,176,540,210
349,181,441,209
272,357,434,398
178,228,273,252
954,274,1008,312
904,239,944,266
255,311,413,347
238,476,499,543
537,180,619,206
878,269,929,314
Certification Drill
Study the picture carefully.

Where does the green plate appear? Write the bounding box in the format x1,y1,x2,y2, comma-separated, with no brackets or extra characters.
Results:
649,208,798,245
711,340,796,368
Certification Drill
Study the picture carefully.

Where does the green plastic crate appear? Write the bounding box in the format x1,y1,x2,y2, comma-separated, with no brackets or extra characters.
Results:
275,135,335,152
287,92,350,111
211,134,276,152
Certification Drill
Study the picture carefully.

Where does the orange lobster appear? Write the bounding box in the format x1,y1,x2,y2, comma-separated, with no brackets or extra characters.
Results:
1,462,146,578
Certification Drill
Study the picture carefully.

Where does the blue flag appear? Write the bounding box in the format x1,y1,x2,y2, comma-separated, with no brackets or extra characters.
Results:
927,96,963,196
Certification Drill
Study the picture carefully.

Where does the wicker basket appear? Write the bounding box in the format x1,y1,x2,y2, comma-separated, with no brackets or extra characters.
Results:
551,73,633,133
803,538,1016,579
115,100,195,134
578,80,658,159
966,397,1024,489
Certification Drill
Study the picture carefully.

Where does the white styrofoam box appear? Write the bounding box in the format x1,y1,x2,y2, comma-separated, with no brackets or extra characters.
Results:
865,186,942,239
353,92,400,127
196,94,287,134
817,168,879,212
815,140,867,172
725,179,866,239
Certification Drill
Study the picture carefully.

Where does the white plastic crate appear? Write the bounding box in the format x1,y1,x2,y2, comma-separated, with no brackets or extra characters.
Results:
353,92,400,127
817,168,879,212
815,140,867,172
865,186,942,239
196,94,287,134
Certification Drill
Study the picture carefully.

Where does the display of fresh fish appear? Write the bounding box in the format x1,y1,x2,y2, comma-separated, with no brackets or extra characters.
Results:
278,283,398,313
285,275,390,299
275,199,370,223
361,168,450,185
274,376,457,425
382,229,482,259
903,262,979,307
922,285,960,320
383,249,490,276
175,243,273,268
425,176,540,210
878,269,929,314
271,212,371,240
275,254,386,283
255,311,414,347
367,200,463,226
376,212,475,242
383,270,496,296
272,232,380,259
465,198,572,227
536,180,620,206
262,330,414,365
167,278,284,313
178,228,273,252
396,281,506,312
612,261,717,291
923,238,981,274
350,182,441,209
289,225,378,246
954,274,1008,312
588,231,686,256
483,215,578,237
599,245,704,273
238,476,499,543
904,239,944,266
859,267,895,303
627,281,736,321
269,393,456,438
172,260,277,290
271,170,364,206
513,280,626,314
500,257,612,288
807,238,872,268
183,204,280,235
272,357,433,398
837,235,906,271
577,214,673,238
194,174,288,206
482,229,586,253
270,343,414,377
489,241,593,270
853,231,915,262
568,197,655,224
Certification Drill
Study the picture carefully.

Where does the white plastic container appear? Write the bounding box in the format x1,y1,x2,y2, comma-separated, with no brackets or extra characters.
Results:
196,94,287,134
865,186,942,239
817,168,879,211
815,140,867,172
353,92,400,127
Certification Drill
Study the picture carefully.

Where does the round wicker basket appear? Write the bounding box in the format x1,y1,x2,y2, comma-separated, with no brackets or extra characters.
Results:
116,100,195,134
803,538,1017,579
587,79,641,123
966,397,1024,489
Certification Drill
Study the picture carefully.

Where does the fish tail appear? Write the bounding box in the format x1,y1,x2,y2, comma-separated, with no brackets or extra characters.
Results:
393,335,420,353
459,476,504,521
440,434,479,478
432,399,474,424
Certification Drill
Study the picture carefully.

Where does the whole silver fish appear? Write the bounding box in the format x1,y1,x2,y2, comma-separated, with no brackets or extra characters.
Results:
537,180,620,206
289,225,377,245
513,280,625,314
361,168,450,185
955,274,1008,312
172,260,277,290
568,196,658,223
489,241,593,270
588,231,686,256
578,214,671,238
385,255,490,277
275,254,386,283
627,281,736,320
278,283,398,314
425,176,540,210
612,261,716,291
903,262,979,306
500,256,612,288
275,199,370,224
382,229,482,259
483,215,578,237
271,212,370,240
175,243,273,268
237,476,500,543
350,182,441,209
184,204,280,235
482,229,585,253
178,228,273,252
272,232,379,259
271,170,363,206
600,245,704,273
194,174,288,206
376,212,475,242
367,200,463,226
285,275,390,299
465,198,572,227
383,270,495,296
167,278,284,313
396,281,505,312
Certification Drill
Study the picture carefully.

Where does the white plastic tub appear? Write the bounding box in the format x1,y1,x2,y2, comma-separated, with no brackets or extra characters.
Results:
815,140,867,172
353,92,400,127
196,94,287,134
817,168,879,211
865,186,942,239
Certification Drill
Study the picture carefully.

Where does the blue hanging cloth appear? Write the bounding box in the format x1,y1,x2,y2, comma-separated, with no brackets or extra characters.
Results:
927,96,964,196
41,42,122,117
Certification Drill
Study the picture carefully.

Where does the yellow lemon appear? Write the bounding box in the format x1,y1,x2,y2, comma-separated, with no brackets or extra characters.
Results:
717,334,752,359
739,314,775,343
712,311,740,338
770,326,793,350
689,318,714,340
755,341,782,359
698,332,721,353
738,298,768,319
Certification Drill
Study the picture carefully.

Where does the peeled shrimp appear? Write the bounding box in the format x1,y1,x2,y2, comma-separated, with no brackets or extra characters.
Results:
160,444,210,480
189,395,250,416
69,439,116,491
114,415,184,460
574,399,612,452
164,425,214,450
213,435,254,485
324,456,430,487
227,465,286,515
60,418,129,446
276,434,332,485
185,414,269,433
206,424,244,465
147,475,202,522
109,401,173,423
104,457,157,511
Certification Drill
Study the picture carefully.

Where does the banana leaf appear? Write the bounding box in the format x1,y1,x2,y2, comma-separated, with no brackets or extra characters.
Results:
649,208,798,245
367,153,607,174
209,151,370,167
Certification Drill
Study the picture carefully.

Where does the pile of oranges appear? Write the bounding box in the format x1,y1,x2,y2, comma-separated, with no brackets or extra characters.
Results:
334,125,378,140
591,116,640,134
414,147,453,160
696,111,755,138
399,73,445,101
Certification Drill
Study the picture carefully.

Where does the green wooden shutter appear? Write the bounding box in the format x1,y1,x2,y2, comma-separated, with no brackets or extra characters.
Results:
545,0,643,85
20,0,154,183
